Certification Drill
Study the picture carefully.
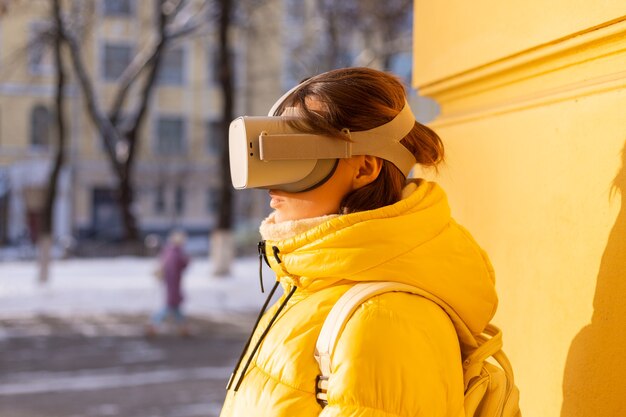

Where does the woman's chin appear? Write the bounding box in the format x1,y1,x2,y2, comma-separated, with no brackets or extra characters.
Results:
273,211,287,223
273,210,302,223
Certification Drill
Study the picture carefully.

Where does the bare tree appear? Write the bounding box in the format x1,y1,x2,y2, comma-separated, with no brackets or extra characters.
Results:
211,0,235,275
57,0,208,243
210,0,281,275
36,0,67,284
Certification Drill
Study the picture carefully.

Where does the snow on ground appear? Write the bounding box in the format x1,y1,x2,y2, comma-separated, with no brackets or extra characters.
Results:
0,256,277,319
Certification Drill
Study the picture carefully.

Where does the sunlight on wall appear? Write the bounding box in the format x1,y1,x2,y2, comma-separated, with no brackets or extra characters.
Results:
413,2,626,416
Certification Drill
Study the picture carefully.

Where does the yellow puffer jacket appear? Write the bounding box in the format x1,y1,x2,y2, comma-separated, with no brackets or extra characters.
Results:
220,180,498,417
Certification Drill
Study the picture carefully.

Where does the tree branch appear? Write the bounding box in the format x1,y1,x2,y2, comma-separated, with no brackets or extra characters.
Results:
109,36,159,125
59,23,124,176
110,1,209,124
167,19,206,40
124,0,170,170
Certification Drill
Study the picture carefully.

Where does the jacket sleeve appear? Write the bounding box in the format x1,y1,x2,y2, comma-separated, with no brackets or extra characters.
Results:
318,292,465,417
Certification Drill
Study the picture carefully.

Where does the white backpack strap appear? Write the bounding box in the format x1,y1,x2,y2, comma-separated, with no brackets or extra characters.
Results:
315,282,413,377
314,282,410,405
315,281,476,375
314,281,476,406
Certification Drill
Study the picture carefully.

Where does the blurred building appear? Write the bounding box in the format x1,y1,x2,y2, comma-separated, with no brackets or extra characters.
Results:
0,0,431,251
0,0,278,249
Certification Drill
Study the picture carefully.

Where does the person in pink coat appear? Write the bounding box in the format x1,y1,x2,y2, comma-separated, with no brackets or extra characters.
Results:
146,230,191,337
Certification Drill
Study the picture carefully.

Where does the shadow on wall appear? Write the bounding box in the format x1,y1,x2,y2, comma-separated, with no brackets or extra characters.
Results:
561,140,626,417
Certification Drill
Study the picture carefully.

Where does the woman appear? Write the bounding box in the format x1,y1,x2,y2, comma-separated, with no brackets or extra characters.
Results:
220,67,498,417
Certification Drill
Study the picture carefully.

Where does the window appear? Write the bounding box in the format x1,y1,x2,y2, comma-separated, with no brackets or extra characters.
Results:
28,21,53,75
156,116,186,155
103,44,133,81
157,47,185,86
175,186,185,215
207,188,220,213
92,188,123,239
206,120,223,156
30,105,51,148
103,0,133,16
154,185,165,214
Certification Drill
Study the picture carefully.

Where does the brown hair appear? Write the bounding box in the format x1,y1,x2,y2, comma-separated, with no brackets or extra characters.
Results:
273,67,444,213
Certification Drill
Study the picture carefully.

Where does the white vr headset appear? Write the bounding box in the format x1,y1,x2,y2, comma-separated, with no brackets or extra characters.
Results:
229,83,418,193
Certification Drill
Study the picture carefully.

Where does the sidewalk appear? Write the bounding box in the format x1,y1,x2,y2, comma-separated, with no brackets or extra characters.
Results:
0,256,275,417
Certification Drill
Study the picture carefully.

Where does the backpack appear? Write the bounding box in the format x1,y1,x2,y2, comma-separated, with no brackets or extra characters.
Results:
314,281,522,417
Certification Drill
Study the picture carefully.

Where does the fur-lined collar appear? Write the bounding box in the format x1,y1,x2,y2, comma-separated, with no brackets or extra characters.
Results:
260,212,340,241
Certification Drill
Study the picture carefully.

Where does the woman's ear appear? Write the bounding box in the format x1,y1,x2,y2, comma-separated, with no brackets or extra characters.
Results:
350,155,383,190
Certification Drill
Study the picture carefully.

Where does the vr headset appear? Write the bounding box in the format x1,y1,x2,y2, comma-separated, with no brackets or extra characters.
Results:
229,83,418,193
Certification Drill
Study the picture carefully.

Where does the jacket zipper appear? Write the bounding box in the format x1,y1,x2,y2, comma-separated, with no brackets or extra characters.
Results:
257,241,267,293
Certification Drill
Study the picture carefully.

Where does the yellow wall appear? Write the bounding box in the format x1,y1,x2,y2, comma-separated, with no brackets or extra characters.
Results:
413,2,626,416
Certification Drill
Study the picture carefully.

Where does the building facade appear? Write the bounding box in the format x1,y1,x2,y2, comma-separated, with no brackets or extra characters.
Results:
0,0,428,253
